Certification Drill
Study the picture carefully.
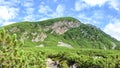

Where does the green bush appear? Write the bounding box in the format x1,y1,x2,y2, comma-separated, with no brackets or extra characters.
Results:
0,28,45,68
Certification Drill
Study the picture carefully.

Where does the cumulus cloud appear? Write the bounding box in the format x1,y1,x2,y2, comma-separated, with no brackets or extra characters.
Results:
104,19,120,41
0,6,19,21
22,0,35,21
39,5,52,14
39,4,65,17
74,0,108,11
26,7,34,14
75,0,88,11
52,4,65,17
0,0,20,7
0,0,20,21
83,0,108,7
22,0,34,8
77,10,105,25
24,15,35,21
74,0,120,11
108,0,120,11
0,0,20,25
56,4,65,15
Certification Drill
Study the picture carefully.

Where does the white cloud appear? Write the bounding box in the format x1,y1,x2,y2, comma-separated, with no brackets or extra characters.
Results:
74,0,108,11
2,22,15,26
24,15,35,21
74,0,120,11
39,18,49,21
22,0,34,8
0,0,20,26
0,0,20,7
22,0,34,14
77,10,104,25
83,0,108,7
0,6,19,21
26,7,34,14
75,0,88,11
39,5,52,14
39,4,65,17
90,10,105,22
23,2,34,7
52,4,65,17
23,8,35,21
104,19,120,41
56,4,65,15
78,12,120,41
22,0,35,21
77,14,90,23
108,0,120,11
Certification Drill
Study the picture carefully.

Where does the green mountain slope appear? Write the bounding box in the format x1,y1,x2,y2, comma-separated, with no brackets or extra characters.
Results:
1,17,120,68
3,17,120,50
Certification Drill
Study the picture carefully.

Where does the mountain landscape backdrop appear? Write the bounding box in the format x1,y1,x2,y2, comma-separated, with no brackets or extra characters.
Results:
0,17,120,68
3,17,120,49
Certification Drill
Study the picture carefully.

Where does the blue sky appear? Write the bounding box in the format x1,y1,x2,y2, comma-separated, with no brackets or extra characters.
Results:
0,0,120,40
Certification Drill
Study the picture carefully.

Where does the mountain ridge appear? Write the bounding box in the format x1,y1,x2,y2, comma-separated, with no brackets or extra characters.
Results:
3,17,120,50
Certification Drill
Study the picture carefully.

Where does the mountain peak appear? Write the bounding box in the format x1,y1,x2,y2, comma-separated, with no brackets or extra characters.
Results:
3,17,120,50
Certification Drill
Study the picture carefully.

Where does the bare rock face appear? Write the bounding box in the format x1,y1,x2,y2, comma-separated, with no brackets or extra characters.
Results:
112,42,117,49
45,21,80,34
32,32,47,42
46,58,58,68
9,27,20,32
20,32,28,41
51,21,80,34
46,58,78,68
57,42,73,48
36,44,44,47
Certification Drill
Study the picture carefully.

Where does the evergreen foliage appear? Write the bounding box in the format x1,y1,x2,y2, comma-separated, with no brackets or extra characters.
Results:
1,17,120,68
0,28,45,68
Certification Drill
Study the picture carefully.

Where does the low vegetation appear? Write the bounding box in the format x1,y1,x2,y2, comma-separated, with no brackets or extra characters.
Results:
0,17,120,68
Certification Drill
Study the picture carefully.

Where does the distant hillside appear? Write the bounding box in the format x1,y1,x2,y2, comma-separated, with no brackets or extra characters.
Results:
3,17,120,50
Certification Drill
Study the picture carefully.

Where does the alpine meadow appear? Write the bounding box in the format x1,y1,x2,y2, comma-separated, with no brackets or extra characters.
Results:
0,17,120,68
